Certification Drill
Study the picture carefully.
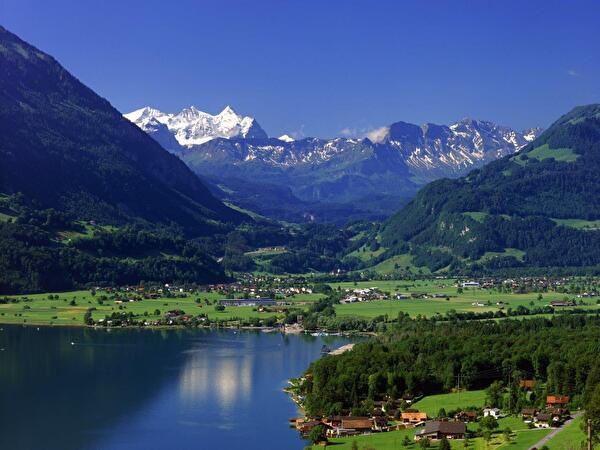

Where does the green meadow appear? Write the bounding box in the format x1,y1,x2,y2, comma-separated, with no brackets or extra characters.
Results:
411,390,487,417
0,290,285,326
313,414,551,450
329,279,599,319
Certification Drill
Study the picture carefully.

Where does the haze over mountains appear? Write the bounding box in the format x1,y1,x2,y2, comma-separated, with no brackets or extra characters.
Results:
126,105,541,222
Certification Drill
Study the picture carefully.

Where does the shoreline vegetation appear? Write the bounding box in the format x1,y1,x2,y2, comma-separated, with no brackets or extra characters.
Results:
289,315,600,449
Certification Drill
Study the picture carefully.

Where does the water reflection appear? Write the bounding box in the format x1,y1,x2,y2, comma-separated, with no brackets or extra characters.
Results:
178,347,254,410
0,326,354,450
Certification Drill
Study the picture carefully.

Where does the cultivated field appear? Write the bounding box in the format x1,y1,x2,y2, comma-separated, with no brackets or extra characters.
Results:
0,290,284,326
329,280,600,319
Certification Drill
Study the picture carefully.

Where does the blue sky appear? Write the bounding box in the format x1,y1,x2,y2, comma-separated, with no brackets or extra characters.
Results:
2,0,599,138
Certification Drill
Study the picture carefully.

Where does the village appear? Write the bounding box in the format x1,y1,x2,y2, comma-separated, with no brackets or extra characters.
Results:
3,274,600,330
289,376,576,448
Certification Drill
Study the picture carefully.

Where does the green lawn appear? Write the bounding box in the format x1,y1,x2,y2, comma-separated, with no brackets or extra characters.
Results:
0,290,285,326
411,390,486,417
544,415,595,450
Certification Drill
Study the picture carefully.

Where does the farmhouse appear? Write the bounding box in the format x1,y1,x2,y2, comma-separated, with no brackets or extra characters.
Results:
218,298,276,307
519,379,536,390
534,413,553,428
401,411,428,425
546,395,569,408
521,408,537,422
415,421,466,441
483,408,502,419
454,411,477,422
550,300,576,308
326,417,374,437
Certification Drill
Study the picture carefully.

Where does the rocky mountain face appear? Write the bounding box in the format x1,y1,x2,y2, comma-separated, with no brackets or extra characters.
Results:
125,108,540,223
124,106,267,151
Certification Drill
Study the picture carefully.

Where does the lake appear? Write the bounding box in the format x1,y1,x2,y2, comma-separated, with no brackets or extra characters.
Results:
0,325,353,450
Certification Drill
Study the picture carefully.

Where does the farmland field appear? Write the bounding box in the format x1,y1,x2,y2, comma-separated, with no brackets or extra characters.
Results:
411,390,486,417
329,280,600,318
0,290,284,326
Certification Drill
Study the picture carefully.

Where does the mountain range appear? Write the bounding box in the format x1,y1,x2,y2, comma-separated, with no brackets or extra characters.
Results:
126,106,541,222
379,103,600,273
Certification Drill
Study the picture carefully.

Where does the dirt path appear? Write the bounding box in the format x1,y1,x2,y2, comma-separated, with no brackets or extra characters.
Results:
528,411,584,449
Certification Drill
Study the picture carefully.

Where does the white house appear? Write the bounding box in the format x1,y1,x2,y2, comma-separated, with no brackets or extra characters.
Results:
483,408,502,419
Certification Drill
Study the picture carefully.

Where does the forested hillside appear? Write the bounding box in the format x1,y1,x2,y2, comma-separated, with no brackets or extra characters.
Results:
379,104,600,273
0,26,245,235
300,315,600,416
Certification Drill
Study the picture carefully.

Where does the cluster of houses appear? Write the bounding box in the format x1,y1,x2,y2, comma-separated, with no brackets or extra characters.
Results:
292,391,572,444
339,288,388,304
395,292,449,300
521,395,571,428
217,298,277,307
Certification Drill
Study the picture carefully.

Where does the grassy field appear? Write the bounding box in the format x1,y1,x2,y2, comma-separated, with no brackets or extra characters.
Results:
366,254,430,275
329,279,600,319
411,390,487,417
552,218,600,230
0,290,286,326
512,144,579,165
543,414,594,450
478,248,525,262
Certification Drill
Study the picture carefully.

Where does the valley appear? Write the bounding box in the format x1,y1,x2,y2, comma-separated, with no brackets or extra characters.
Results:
1,6,600,449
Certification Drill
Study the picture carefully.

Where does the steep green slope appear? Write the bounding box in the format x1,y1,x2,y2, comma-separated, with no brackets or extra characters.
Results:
0,26,245,235
380,104,600,272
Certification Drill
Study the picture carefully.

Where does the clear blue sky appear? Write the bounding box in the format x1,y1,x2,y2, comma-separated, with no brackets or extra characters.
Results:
2,0,599,138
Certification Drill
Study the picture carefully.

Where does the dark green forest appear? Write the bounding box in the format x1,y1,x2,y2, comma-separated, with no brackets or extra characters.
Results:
299,315,600,417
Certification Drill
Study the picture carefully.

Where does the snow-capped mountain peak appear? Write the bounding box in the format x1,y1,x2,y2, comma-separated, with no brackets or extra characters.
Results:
124,105,268,149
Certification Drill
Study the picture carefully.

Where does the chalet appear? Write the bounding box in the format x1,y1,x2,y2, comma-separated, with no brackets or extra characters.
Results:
521,408,537,422
415,421,466,441
519,379,536,390
401,411,428,425
550,300,576,308
534,413,553,428
483,408,502,419
328,417,374,437
218,298,276,307
165,309,185,319
454,411,477,422
546,395,569,408
297,420,323,435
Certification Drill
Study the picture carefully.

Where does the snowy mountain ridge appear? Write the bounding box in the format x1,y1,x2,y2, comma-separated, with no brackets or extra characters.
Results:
124,105,267,148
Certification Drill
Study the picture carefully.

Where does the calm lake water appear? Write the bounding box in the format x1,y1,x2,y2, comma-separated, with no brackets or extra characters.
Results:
0,325,353,450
